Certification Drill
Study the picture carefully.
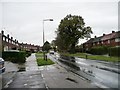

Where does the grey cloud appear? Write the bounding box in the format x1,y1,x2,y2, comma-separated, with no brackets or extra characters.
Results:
1,1,118,45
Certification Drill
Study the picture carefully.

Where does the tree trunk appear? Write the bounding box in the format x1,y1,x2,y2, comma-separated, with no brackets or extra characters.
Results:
69,43,76,54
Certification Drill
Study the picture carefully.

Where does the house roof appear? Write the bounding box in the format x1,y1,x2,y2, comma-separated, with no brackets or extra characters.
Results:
93,36,102,42
84,31,120,44
115,31,120,38
101,31,120,41
85,38,94,44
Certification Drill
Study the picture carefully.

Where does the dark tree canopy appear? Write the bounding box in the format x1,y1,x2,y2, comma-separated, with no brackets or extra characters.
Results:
42,41,51,52
51,40,57,52
55,14,93,53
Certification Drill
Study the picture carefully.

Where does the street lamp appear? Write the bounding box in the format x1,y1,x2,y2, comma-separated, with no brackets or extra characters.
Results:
43,19,53,60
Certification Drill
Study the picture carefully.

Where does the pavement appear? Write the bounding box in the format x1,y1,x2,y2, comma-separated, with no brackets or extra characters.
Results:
8,71,46,88
1,53,101,89
3,54,46,89
1,61,18,89
40,64,98,88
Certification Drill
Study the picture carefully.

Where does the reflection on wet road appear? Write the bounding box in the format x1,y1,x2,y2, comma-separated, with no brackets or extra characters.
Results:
48,53,119,89
75,58,119,89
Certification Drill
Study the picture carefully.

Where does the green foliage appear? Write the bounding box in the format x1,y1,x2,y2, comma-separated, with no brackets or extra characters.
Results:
55,14,92,53
36,53,54,66
64,53,120,62
25,51,31,57
2,51,26,63
51,40,57,52
55,34,68,52
36,52,43,58
42,41,51,52
53,46,57,52
109,47,120,57
36,58,54,66
89,46,108,55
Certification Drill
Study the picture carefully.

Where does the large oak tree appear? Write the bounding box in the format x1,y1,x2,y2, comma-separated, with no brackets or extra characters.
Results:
55,14,93,53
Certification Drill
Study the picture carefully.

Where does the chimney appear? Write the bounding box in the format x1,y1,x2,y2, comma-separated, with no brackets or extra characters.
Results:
1,30,4,35
103,34,105,36
94,36,97,38
112,31,115,33
11,37,13,40
7,34,9,38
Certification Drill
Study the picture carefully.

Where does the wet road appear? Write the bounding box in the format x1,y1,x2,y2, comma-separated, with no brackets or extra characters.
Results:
48,53,120,89
75,58,119,89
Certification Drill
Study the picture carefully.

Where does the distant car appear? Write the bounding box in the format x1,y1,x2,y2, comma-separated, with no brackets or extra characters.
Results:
49,51,54,54
0,58,5,74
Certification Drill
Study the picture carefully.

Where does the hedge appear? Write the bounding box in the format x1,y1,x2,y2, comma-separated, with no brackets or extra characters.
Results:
2,51,26,63
88,46,108,55
108,47,120,57
60,54,75,62
26,51,31,57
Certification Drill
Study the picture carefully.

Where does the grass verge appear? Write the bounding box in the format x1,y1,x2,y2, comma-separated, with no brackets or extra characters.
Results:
62,53,120,62
36,53,54,66
37,58,54,66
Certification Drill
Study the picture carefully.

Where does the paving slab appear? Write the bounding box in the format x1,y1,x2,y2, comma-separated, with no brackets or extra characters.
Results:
1,61,19,89
6,71,45,88
40,64,100,88
25,53,39,71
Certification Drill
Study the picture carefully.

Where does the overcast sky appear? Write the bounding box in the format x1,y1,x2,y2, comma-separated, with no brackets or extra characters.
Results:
0,0,119,46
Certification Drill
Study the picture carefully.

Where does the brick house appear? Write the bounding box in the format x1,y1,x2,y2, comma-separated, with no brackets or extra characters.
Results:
0,30,41,52
83,31,120,51
19,43,41,52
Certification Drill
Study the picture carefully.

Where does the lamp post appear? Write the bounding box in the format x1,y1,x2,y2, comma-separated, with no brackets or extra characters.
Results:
43,19,53,60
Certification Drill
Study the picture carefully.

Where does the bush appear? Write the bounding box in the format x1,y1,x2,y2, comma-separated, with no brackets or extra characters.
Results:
26,51,31,57
88,46,108,55
2,51,26,63
108,47,120,57
60,54,75,62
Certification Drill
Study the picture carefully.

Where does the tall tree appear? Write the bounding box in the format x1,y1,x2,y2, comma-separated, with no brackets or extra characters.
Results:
51,40,57,52
42,41,51,52
55,14,93,53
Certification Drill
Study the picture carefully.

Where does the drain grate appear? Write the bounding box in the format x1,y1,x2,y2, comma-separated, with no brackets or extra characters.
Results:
66,77,78,83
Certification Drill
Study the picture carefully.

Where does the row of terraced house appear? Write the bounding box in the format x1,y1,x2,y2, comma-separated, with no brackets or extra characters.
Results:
83,31,120,51
0,30,41,52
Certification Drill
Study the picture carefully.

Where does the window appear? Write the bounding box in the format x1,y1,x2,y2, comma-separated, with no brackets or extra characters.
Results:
4,46,8,51
108,40,110,44
3,37,5,41
115,38,120,42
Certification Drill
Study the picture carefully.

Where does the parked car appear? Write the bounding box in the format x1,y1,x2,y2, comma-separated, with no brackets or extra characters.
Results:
49,51,54,55
0,58,5,74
